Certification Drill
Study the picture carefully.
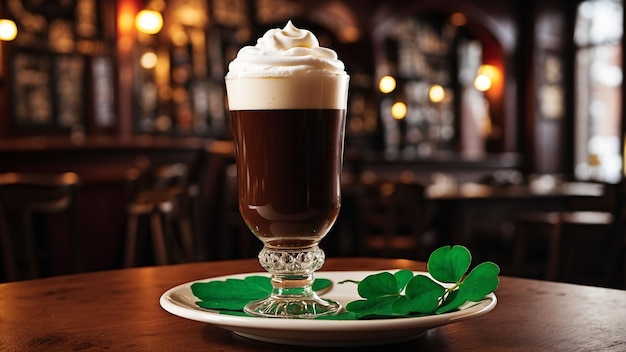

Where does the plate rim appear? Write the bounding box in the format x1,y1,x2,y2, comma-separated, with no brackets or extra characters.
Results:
160,270,497,332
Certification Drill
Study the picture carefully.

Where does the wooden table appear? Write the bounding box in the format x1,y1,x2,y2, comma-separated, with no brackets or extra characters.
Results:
1,258,625,351
426,181,605,200
424,181,609,246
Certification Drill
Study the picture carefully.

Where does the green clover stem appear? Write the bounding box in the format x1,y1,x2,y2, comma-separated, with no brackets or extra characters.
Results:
447,282,461,293
439,282,460,305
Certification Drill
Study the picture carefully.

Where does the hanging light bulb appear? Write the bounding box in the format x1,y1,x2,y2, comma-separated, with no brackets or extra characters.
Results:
135,10,163,34
0,19,18,41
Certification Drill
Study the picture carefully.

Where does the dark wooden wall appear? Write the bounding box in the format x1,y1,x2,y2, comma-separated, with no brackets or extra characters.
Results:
0,0,590,176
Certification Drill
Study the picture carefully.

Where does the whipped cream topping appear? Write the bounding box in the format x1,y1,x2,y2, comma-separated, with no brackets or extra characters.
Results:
227,21,347,78
225,21,349,110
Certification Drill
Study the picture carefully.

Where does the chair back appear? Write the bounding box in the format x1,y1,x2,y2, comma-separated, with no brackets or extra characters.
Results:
358,179,430,259
0,172,82,281
125,163,190,200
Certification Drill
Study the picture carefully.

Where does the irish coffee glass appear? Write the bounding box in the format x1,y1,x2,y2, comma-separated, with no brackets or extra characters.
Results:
226,75,348,318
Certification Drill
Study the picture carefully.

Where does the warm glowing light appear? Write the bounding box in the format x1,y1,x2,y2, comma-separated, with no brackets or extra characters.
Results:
474,75,492,91
339,26,360,43
429,84,445,103
477,64,498,80
0,19,18,41
170,27,189,46
140,51,158,69
379,75,396,94
135,10,163,34
391,101,407,120
449,12,467,27
118,1,138,34
474,64,498,91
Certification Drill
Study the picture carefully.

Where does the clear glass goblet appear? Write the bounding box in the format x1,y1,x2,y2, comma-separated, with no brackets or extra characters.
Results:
226,75,349,318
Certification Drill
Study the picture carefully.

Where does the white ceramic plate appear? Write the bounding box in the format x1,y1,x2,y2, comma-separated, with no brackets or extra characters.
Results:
160,271,497,347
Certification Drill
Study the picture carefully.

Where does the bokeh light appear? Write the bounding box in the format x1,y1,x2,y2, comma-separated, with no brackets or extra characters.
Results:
391,101,407,119
429,84,445,103
135,10,163,34
0,19,18,41
379,75,397,94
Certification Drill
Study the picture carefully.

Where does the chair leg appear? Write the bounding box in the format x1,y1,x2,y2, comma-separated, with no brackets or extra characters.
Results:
0,210,16,281
512,225,527,277
124,214,139,267
545,218,562,281
178,215,194,261
150,211,168,265
21,212,40,278
68,203,83,273
187,185,204,261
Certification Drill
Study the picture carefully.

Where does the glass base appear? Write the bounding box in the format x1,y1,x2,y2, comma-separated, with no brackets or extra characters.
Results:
244,293,341,318
247,245,341,318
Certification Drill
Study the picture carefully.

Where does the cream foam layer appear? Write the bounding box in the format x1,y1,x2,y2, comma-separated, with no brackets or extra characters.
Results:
226,21,348,110
226,75,349,110
226,21,347,78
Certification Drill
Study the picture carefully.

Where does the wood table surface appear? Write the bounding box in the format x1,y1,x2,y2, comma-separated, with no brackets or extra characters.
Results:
1,257,625,351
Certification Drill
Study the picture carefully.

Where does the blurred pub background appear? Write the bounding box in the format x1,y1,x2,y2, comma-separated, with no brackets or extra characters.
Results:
0,0,624,289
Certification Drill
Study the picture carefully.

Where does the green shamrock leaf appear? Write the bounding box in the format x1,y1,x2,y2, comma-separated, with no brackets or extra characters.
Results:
191,276,333,312
437,261,500,313
394,269,415,292
345,270,414,318
345,295,399,317
392,274,445,314
357,272,401,298
459,261,500,301
428,245,472,283
192,276,272,311
344,245,499,318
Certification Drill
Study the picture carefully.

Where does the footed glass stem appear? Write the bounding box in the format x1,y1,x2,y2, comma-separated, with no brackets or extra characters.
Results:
244,245,341,318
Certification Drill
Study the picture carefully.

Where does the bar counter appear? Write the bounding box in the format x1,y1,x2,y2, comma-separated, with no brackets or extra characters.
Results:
1,258,625,351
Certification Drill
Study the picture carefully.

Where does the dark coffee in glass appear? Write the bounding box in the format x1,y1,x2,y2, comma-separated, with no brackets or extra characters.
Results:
230,109,345,248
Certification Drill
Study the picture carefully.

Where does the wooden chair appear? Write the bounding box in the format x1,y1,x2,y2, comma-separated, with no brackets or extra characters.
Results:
513,211,563,280
125,162,189,197
123,163,198,267
513,181,624,287
357,179,431,260
558,211,619,287
0,172,82,281
203,140,258,260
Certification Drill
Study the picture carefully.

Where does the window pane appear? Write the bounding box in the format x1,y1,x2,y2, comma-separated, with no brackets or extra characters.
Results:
575,43,623,182
575,0,623,46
